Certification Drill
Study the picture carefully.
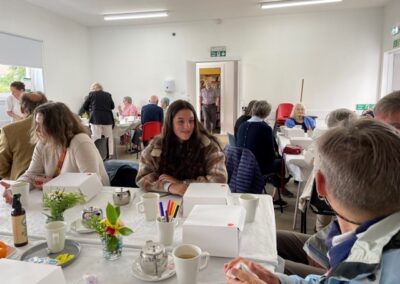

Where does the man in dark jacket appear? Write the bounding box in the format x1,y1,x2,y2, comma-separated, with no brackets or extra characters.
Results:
83,82,115,157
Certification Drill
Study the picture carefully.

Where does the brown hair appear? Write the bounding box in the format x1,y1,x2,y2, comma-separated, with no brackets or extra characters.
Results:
316,119,400,216
374,91,400,118
244,100,257,116
10,81,25,91
21,92,48,115
158,100,221,180
32,102,89,147
252,100,271,119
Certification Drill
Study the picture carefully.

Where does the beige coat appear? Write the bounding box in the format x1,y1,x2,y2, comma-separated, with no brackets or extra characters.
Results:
0,116,35,180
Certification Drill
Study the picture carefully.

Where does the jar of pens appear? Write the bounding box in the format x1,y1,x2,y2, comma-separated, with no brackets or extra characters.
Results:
157,200,180,246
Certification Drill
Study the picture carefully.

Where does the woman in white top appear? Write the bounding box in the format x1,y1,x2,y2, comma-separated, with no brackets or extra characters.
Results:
17,101,109,188
7,81,25,122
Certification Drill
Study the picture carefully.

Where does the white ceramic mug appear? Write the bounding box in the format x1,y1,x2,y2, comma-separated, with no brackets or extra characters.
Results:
239,194,259,223
10,181,30,207
172,244,209,284
157,217,178,246
136,192,159,221
45,221,67,253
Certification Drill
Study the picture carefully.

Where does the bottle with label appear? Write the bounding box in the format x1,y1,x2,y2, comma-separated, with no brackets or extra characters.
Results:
11,193,28,247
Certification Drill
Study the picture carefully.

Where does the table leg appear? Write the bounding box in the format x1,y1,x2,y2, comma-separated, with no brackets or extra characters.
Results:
292,181,302,230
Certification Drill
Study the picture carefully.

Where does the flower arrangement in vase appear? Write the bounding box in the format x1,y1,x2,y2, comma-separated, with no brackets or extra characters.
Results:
86,202,133,260
42,189,85,222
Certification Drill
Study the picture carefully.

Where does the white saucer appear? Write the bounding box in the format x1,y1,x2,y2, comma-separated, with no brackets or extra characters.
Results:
131,255,175,282
70,219,95,234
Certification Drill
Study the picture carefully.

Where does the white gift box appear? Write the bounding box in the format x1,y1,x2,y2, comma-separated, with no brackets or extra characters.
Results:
182,205,246,257
43,172,102,202
283,127,305,138
182,183,229,217
0,259,66,284
290,137,313,150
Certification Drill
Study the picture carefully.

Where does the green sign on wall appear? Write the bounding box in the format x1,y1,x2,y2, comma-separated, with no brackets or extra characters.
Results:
210,46,226,57
356,104,375,111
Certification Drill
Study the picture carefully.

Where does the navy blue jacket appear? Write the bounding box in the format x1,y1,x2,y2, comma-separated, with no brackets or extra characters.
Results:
236,121,276,174
224,145,265,194
141,103,164,125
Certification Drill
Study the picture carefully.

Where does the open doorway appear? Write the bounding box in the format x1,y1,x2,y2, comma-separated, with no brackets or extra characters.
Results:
199,67,221,134
191,61,239,135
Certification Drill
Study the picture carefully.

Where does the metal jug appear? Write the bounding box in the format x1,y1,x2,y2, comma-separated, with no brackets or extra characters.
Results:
139,240,168,277
81,206,103,227
113,187,131,206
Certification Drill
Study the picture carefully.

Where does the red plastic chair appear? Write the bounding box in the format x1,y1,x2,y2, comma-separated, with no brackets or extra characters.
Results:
275,103,294,127
142,121,162,146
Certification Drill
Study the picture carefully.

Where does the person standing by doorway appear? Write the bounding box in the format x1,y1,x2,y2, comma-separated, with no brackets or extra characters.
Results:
7,81,25,122
83,82,115,158
200,80,220,133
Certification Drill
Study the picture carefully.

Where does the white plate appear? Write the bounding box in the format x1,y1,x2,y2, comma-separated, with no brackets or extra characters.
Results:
131,255,175,282
70,219,95,234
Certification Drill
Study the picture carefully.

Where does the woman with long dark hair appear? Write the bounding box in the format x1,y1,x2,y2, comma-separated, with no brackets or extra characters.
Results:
136,100,227,196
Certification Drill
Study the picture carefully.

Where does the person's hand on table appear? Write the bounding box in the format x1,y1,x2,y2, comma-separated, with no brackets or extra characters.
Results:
158,174,188,196
1,181,12,204
32,176,51,189
158,174,179,184
224,257,279,284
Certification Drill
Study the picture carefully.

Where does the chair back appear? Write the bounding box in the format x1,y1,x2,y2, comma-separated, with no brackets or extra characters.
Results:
94,137,109,161
227,132,236,146
224,145,265,194
309,180,335,216
275,103,293,126
142,121,162,142
110,165,138,187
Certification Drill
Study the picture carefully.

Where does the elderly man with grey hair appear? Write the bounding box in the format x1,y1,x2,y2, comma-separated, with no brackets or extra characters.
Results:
375,90,400,130
224,119,400,284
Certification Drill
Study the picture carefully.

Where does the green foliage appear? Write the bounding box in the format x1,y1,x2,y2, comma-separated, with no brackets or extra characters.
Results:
42,189,85,222
0,66,26,93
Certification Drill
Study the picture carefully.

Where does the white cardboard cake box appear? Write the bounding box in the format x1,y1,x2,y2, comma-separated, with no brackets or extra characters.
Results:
283,127,305,138
289,137,313,150
0,259,66,284
182,204,246,257
43,172,102,202
182,183,229,217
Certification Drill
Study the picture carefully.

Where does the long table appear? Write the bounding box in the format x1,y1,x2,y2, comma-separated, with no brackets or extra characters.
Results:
0,186,277,283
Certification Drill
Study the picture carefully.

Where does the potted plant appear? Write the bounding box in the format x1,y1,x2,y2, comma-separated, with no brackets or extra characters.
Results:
86,202,133,260
42,189,85,222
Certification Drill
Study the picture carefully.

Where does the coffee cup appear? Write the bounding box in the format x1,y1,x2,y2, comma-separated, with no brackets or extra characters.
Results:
172,244,209,284
156,217,178,246
136,193,159,221
10,181,30,207
239,194,259,223
45,221,67,253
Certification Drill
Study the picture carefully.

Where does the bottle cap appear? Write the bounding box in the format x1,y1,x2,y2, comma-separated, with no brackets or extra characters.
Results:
12,193,22,210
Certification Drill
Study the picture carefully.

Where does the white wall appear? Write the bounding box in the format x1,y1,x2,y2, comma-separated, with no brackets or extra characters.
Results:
0,0,90,112
382,0,400,52
90,8,383,119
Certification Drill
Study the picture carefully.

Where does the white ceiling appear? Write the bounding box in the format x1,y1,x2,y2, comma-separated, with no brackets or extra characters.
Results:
25,0,391,27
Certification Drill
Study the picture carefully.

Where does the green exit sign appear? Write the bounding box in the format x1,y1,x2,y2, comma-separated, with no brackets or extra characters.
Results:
210,46,226,57
356,104,375,111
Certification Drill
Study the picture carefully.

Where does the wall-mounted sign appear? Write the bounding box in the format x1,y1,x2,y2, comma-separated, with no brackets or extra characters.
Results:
210,46,226,57
355,104,375,111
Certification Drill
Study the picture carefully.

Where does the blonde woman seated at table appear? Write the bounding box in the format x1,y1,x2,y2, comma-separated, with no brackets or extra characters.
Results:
16,102,109,188
117,96,138,118
284,103,315,132
136,100,227,196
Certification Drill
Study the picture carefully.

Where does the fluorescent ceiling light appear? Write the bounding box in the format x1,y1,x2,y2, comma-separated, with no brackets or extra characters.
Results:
261,0,342,9
104,11,168,21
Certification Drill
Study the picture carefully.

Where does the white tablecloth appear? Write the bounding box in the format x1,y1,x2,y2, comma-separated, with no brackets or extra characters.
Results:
0,186,277,283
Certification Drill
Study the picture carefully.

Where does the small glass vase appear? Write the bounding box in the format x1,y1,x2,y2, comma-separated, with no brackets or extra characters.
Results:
102,235,123,260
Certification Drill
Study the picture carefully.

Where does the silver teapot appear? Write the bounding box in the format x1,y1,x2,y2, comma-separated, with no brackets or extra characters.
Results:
113,188,131,206
81,206,103,227
139,240,168,277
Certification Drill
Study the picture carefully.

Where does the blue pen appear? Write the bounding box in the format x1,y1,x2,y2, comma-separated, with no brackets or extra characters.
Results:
159,201,165,219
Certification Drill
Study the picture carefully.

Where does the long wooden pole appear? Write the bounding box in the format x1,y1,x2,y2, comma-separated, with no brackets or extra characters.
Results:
300,79,304,102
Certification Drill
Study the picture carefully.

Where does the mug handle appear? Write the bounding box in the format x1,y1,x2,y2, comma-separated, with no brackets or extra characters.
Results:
199,251,210,270
137,201,145,213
